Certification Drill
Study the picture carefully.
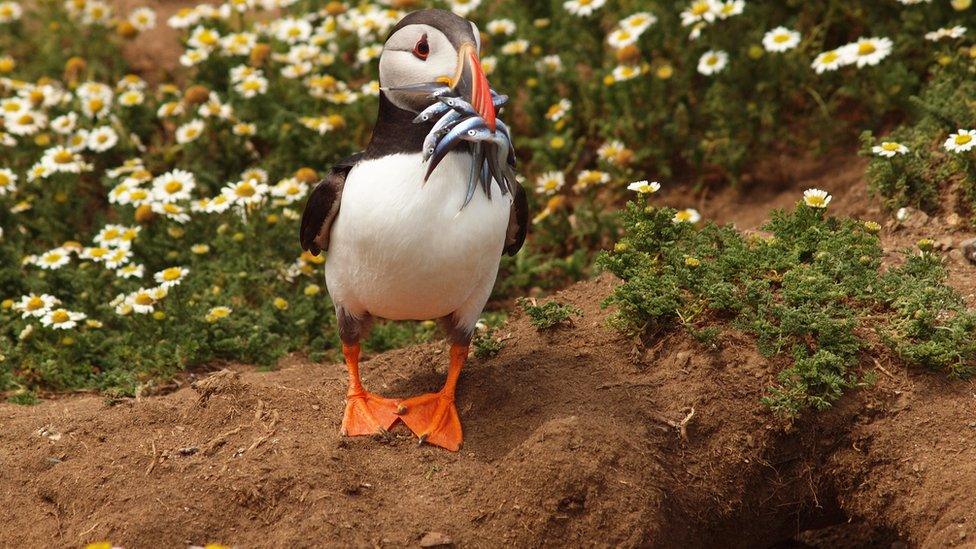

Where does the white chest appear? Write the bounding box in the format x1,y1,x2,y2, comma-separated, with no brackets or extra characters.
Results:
324,152,511,322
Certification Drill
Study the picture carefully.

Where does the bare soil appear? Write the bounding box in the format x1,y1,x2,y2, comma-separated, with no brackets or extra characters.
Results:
2,155,976,547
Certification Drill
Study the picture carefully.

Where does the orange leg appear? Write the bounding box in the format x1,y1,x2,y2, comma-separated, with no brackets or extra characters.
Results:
340,343,400,437
396,344,467,451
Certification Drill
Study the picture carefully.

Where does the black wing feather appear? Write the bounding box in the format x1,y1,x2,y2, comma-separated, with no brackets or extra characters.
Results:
504,174,528,257
299,153,362,256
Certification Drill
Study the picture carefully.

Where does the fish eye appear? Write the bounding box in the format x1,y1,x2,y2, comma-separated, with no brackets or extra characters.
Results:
412,35,430,60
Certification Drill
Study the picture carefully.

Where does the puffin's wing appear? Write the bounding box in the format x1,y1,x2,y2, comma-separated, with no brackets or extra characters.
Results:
504,179,528,257
300,153,363,256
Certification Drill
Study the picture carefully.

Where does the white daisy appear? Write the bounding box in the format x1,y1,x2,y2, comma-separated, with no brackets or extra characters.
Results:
872,141,909,157
535,171,566,195
925,26,966,41
151,202,191,223
680,0,720,26
564,0,606,17
34,247,72,269
222,178,269,207
0,167,16,196
175,119,205,144
151,169,196,202
447,0,481,16
125,288,158,314
154,266,189,288
803,188,832,208
844,37,893,68
271,177,309,203
944,129,975,153
486,19,516,35
87,126,119,152
620,12,657,34
697,50,728,75
762,27,801,52
41,308,86,330
50,112,78,135
673,208,702,224
13,293,61,319
811,49,846,73
116,263,144,279
627,180,661,194
607,28,640,49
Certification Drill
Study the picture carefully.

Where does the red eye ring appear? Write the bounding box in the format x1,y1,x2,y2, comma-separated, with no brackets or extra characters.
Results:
412,35,430,60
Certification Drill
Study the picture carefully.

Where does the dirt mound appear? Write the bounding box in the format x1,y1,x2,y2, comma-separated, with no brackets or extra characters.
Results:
3,154,976,547
2,271,975,548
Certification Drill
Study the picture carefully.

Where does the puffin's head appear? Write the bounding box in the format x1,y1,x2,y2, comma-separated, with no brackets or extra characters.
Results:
380,9,494,126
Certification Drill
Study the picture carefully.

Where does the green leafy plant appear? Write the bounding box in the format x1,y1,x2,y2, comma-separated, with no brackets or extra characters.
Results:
600,198,975,415
518,298,582,331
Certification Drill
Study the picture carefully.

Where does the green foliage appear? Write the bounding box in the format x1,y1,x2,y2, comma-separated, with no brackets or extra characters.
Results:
518,298,582,331
472,330,504,360
600,199,976,415
864,57,976,214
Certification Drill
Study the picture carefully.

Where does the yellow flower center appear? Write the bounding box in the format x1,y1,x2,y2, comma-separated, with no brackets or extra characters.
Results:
161,267,182,281
821,51,839,63
26,296,45,310
2,101,20,112
881,142,901,151
17,113,35,125
235,182,256,197
88,98,104,112
955,134,973,145
53,150,74,163
857,42,876,55
774,33,790,43
0,174,8,186
165,181,183,193
51,310,70,323
691,2,709,15
89,247,108,257
135,293,153,306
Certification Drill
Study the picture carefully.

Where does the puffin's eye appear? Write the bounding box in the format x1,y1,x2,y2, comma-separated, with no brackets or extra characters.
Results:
412,35,430,60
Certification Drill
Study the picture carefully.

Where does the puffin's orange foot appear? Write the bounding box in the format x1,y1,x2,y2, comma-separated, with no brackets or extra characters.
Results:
396,392,462,452
341,392,400,437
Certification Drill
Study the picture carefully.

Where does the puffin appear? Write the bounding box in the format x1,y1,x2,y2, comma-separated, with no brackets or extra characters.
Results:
300,9,528,452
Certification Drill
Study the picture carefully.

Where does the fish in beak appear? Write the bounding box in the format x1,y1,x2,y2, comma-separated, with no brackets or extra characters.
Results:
450,42,496,132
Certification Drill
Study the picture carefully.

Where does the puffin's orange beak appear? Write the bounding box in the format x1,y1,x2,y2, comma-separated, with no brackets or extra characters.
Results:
452,42,496,132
